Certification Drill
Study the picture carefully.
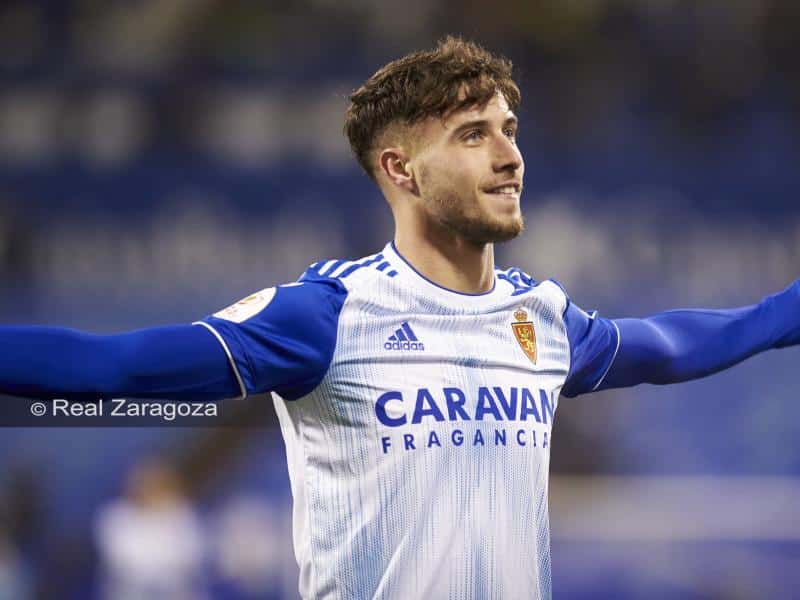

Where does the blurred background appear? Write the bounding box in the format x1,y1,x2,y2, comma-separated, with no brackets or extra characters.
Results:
0,0,798,598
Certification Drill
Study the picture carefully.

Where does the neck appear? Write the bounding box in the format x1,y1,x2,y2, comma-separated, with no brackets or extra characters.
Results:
394,226,495,294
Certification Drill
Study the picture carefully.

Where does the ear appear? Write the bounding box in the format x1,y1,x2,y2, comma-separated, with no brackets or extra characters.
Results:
378,148,418,195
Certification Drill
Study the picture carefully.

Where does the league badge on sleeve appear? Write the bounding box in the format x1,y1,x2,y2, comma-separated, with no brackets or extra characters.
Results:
512,307,537,364
214,287,276,323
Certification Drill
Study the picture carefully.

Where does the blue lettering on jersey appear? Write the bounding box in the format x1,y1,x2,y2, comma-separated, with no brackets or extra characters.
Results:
539,388,555,424
476,387,502,421
494,386,518,420
375,386,555,427
380,426,551,455
375,391,406,427
520,388,541,422
412,388,446,424
384,322,425,351
443,387,470,420
375,387,558,455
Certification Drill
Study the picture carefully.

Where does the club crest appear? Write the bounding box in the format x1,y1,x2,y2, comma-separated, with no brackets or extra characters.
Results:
512,307,537,364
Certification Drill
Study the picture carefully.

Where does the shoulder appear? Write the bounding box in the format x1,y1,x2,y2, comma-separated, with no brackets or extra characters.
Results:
208,250,397,327
495,265,569,308
299,250,400,291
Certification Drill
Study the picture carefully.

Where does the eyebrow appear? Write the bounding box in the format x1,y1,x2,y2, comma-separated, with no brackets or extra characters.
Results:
450,115,518,138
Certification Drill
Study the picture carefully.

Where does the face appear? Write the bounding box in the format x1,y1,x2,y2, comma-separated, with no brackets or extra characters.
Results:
409,92,524,244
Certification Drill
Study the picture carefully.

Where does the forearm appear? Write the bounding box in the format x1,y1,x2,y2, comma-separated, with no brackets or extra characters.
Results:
600,280,800,390
0,324,240,400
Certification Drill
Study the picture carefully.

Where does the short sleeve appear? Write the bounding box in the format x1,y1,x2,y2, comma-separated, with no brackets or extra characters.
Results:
560,296,621,398
194,276,348,400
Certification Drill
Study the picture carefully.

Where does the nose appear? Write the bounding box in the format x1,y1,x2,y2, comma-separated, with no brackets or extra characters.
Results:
492,135,523,174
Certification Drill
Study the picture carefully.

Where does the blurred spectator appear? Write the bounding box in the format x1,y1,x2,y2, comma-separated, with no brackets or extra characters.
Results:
94,459,208,600
213,495,297,599
0,530,32,600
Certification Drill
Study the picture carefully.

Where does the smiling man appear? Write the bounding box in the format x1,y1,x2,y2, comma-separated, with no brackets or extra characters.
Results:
0,37,799,599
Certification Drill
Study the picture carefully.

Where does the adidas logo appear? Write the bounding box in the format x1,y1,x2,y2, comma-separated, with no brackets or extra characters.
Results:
384,322,425,351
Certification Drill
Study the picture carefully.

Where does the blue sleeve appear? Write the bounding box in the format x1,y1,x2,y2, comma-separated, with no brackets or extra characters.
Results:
0,324,240,400
198,275,348,400
561,296,621,398
596,279,800,392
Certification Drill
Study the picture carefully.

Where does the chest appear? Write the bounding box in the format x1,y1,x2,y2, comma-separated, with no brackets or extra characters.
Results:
334,295,567,371
324,296,570,424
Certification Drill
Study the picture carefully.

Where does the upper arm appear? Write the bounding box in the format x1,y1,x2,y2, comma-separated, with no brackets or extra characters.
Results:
197,277,348,400
561,279,800,396
560,295,621,398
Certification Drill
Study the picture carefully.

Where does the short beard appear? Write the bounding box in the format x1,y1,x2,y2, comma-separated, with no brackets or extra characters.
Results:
427,189,524,245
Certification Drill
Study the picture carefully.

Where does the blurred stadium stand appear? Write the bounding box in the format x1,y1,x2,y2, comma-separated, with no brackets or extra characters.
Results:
0,1,799,597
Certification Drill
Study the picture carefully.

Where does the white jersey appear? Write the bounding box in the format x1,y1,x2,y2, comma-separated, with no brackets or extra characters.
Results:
199,241,619,600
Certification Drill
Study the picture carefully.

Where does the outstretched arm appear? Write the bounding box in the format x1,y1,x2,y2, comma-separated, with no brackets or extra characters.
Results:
562,280,800,397
0,275,349,402
0,324,241,401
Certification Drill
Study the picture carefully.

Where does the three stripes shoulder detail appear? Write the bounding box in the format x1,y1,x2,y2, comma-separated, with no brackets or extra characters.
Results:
308,253,398,280
495,267,538,296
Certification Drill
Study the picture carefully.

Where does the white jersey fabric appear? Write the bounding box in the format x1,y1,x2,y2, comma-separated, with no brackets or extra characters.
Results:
200,241,620,600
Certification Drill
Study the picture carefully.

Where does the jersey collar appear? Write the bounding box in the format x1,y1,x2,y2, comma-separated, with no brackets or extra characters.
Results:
383,241,507,308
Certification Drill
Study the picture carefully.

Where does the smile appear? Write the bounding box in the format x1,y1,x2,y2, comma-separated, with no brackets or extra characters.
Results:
483,183,521,198
484,187,520,201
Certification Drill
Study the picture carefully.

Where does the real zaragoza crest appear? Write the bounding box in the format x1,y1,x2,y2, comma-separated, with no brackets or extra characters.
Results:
512,307,537,364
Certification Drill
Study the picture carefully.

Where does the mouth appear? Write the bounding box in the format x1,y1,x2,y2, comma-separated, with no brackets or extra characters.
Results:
483,183,521,200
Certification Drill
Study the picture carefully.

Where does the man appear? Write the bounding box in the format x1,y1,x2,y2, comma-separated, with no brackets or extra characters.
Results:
0,37,798,599
94,460,207,599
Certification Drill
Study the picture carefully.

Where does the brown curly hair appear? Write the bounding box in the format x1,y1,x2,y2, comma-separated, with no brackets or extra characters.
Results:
344,36,521,181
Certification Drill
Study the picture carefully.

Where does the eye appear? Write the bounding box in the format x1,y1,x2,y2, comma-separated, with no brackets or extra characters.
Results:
503,128,517,141
464,130,484,142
